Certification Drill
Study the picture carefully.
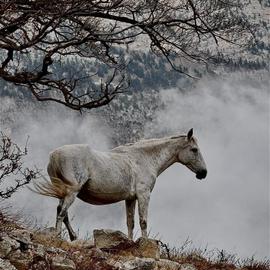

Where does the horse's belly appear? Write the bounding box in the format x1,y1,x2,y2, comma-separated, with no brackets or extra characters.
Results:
77,179,135,205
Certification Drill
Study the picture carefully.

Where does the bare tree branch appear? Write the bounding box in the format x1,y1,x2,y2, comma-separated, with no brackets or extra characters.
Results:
0,132,40,199
0,0,254,110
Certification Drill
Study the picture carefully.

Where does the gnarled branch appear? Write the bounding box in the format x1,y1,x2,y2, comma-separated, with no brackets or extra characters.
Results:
0,0,254,110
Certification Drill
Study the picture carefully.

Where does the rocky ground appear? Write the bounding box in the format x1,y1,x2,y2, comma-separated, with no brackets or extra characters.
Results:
0,212,269,270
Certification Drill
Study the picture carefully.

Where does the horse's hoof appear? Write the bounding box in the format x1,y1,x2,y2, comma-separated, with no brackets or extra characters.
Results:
70,235,78,241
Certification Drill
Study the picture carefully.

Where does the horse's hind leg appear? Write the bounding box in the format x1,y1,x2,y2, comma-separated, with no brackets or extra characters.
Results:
63,212,77,241
56,192,77,239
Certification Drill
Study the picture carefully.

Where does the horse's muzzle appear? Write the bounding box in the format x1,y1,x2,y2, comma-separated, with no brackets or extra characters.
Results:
196,169,207,179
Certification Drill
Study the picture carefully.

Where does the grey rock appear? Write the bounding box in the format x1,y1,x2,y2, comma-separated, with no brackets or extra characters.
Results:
155,259,181,270
0,239,11,258
51,255,76,270
93,229,132,249
180,263,197,270
0,233,8,239
110,261,124,269
88,247,108,260
136,237,160,260
121,257,156,270
32,243,46,257
0,236,20,258
0,259,18,270
10,229,32,244
46,246,66,254
8,249,32,270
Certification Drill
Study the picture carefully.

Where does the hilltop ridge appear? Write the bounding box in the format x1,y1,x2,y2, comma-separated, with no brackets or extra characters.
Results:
0,210,269,270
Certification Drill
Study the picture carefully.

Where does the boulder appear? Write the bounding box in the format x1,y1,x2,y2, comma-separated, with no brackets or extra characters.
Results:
7,249,32,270
0,259,18,270
121,257,156,270
10,230,32,244
93,230,160,260
0,236,20,258
88,247,108,260
32,243,46,257
135,238,160,260
46,246,66,254
180,263,198,270
51,255,76,270
10,230,33,252
112,238,160,260
155,259,181,270
94,229,132,249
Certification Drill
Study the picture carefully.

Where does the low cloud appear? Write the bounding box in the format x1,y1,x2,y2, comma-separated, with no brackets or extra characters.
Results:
1,75,269,259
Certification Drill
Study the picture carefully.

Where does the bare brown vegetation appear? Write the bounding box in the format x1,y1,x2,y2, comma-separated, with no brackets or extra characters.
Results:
0,206,22,232
159,241,270,270
0,133,39,199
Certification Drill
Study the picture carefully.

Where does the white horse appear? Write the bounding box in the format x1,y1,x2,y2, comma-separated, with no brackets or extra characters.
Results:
33,129,207,241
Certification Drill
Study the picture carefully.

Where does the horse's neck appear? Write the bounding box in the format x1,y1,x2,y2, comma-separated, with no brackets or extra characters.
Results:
137,137,185,177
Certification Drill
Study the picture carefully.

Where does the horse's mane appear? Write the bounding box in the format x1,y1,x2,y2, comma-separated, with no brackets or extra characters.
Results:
112,134,186,151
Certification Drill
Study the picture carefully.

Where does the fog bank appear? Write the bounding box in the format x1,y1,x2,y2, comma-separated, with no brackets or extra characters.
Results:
0,76,269,260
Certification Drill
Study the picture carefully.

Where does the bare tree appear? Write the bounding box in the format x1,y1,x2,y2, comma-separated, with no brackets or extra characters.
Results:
0,0,253,111
0,132,39,199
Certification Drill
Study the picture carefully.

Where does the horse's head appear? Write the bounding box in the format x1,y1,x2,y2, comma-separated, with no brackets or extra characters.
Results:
178,129,207,180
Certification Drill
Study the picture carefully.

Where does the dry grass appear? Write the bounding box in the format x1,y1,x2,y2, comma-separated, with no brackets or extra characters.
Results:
159,239,270,270
0,205,24,233
241,257,270,270
31,231,72,251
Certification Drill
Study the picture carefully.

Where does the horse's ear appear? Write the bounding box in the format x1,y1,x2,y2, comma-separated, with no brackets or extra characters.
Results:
187,128,193,141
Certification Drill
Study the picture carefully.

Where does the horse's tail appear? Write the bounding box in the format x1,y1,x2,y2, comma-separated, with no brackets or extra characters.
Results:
29,175,80,199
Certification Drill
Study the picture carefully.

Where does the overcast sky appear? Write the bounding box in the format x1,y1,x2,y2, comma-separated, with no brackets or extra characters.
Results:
2,75,269,260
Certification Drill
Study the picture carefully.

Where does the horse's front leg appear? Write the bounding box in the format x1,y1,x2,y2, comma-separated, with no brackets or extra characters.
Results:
125,199,136,240
137,191,150,238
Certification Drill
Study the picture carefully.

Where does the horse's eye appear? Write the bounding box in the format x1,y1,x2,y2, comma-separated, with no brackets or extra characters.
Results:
191,148,198,153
